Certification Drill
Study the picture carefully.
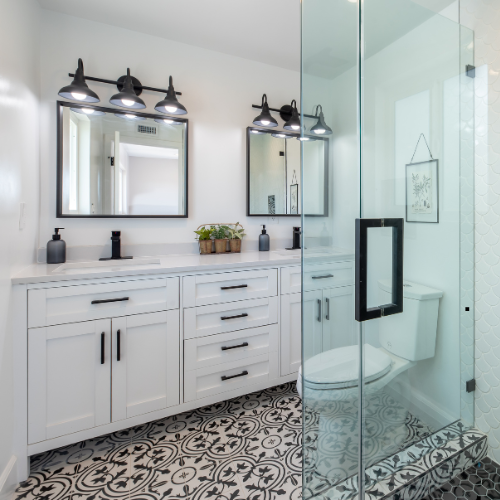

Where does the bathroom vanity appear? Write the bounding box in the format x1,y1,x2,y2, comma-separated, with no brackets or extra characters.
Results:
12,248,353,476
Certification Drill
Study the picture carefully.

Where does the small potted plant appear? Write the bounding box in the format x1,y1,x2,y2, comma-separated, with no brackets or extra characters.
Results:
194,226,214,254
212,225,229,253
227,223,246,253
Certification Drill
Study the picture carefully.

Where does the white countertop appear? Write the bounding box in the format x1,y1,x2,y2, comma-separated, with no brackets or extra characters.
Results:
12,248,354,285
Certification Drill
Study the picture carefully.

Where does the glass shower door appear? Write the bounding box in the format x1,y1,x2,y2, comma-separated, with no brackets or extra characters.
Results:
301,1,474,499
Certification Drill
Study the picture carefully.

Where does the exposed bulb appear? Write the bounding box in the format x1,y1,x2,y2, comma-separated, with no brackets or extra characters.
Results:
313,129,325,135
298,137,310,141
125,114,136,119
72,92,87,101
82,108,94,114
165,105,178,113
122,99,135,107
291,124,300,130
164,119,174,124
276,134,285,138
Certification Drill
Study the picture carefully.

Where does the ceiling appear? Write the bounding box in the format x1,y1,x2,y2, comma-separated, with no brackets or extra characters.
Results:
37,0,302,72
38,0,457,79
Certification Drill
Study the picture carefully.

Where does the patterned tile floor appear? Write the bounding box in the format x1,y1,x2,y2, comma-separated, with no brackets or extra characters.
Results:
423,456,500,500
15,382,440,500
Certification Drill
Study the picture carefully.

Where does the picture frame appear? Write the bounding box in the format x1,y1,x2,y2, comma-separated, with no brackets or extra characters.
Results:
290,184,298,215
405,159,439,223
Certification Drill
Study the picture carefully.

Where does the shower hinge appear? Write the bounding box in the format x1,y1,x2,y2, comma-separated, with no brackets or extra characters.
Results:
466,65,476,78
108,156,115,166
466,379,476,393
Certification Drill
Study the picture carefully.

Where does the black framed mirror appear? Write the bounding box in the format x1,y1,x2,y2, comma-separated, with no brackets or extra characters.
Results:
246,127,328,217
56,101,188,218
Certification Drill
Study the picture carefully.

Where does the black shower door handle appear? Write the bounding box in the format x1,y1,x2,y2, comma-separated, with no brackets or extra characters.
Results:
355,218,404,322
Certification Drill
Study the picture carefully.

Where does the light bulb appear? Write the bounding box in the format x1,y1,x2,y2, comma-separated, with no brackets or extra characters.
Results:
291,125,300,130
165,105,178,113
164,119,174,124
72,92,86,101
122,99,135,107
298,137,310,141
261,120,270,126
313,129,325,134
277,134,285,138
82,108,94,114
125,114,136,119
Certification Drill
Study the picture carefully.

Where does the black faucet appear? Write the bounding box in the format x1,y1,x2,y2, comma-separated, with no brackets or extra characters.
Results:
99,231,133,261
286,227,302,250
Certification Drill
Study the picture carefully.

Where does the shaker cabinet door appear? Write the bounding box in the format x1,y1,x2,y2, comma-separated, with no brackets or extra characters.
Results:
280,293,302,376
112,310,180,421
28,319,111,444
322,285,355,351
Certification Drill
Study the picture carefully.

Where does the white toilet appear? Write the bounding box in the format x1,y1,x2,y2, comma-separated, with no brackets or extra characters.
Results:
297,279,443,407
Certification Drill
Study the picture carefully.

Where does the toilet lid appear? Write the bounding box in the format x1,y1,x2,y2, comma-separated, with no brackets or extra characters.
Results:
302,344,392,390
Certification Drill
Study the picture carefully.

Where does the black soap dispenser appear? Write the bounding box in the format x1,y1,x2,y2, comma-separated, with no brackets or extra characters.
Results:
259,225,270,251
47,228,66,264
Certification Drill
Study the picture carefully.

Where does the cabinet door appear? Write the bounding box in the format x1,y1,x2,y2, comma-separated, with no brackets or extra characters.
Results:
302,290,324,363
322,286,355,351
112,310,180,421
280,293,302,376
28,320,111,444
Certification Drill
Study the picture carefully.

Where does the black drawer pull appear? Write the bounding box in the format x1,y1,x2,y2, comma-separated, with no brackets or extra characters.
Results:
221,370,248,381
312,274,334,280
221,342,249,351
221,313,248,321
100,332,105,364
117,330,121,361
221,284,248,290
91,297,129,305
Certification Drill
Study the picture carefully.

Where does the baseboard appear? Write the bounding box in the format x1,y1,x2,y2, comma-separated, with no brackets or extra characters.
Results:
386,377,457,430
0,456,17,500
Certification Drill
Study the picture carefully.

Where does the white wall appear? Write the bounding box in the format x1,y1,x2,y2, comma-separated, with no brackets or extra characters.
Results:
0,0,40,495
39,11,301,252
461,0,500,463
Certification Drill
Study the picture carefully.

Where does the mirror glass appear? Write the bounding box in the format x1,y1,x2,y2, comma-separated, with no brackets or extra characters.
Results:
58,102,188,217
247,127,328,216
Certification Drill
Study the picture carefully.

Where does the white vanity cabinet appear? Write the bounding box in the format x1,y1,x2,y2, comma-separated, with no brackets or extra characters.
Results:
280,263,355,376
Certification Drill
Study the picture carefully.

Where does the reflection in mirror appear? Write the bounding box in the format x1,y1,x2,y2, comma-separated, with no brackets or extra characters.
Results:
246,127,328,216
57,102,188,217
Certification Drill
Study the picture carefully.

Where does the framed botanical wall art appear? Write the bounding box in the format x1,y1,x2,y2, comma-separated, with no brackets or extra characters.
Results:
405,159,439,223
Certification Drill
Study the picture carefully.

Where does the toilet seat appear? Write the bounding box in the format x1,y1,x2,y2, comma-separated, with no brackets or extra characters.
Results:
302,344,392,390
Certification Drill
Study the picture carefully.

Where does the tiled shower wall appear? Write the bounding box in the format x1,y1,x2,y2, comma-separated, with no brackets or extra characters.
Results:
461,0,500,463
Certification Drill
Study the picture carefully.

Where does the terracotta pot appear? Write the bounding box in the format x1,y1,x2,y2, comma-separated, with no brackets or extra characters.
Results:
229,239,242,253
199,239,212,254
214,239,228,253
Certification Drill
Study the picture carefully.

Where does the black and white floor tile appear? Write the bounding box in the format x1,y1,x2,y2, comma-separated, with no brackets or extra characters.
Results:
422,456,500,500
15,382,479,500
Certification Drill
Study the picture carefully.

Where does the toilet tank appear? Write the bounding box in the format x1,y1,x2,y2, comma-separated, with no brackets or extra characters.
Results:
378,280,443,361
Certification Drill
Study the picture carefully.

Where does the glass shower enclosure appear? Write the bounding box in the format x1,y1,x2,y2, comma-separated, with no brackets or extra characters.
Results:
300,1,474,498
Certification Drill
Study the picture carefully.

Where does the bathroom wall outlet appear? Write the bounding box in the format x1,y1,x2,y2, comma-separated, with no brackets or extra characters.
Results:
268,216,279,225
19,202,26,229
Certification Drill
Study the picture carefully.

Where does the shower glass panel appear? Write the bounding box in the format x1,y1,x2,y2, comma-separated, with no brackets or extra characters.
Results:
301,1,474,499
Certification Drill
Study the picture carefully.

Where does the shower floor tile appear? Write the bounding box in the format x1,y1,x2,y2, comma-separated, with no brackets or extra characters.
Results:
16,382,435,500
423,456,500,500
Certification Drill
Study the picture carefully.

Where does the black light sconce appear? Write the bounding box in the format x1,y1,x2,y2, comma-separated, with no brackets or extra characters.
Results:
114,113,146,121
154,76,187,115
271,131,293,139
283,100,301,131
58,58,187,115
310,105,332,135
58,59,100,103
252,94,278,127
70,107,105,116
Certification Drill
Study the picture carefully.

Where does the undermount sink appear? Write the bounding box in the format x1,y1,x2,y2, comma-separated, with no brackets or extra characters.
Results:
54,257,161,273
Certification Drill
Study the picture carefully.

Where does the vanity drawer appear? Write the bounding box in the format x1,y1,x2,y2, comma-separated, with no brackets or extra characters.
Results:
184,324,279,370
28,278,179,328
182,269,278,307
184,352,279,402
281,262,354,293
183,296,278,340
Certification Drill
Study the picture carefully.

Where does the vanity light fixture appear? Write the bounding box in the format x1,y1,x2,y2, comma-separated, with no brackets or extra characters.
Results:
283,100,301,131
154,76,187,115
58,59,100,103
250,129,265,134
154,117,175,125
110,68,146,109
252,94,278,127
70,107,105,116
310,105,332,135
272,132,292,139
